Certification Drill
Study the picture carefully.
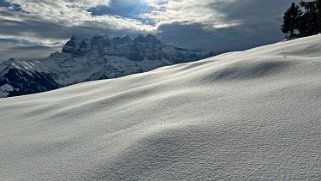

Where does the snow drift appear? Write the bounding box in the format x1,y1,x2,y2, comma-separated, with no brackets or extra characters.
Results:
1,35,321,180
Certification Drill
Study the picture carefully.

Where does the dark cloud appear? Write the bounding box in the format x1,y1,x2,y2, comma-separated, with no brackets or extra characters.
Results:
157,22,283,52
0,13,143,41
213,0,297,23
0,43,59,61
157,0,300,52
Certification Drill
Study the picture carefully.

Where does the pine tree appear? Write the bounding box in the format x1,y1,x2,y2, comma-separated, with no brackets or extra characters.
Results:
281,3,303,38
298,1,319,36
317,0,321,10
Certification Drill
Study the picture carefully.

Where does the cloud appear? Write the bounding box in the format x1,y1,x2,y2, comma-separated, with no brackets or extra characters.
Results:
0,38,59,61
0,0,301,61
0,1,155,45
143,0,240,29
5,0,153,29
9,0,111,11
150,0,300,51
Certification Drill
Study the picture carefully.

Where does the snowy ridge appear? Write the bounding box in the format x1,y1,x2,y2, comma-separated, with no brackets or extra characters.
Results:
1,35,321,180
0,34,211,98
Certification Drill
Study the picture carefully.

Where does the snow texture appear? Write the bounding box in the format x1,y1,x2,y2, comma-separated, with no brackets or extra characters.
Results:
1,35,321,180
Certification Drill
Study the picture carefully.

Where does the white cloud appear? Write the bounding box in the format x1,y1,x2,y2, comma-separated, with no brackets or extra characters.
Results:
10,0,111,10
4,0,241,35
2,0,277,47
5,0,154,30
142,0,240,29
0,0,156,47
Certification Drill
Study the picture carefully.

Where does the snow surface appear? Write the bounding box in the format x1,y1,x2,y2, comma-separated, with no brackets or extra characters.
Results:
1,35,321,180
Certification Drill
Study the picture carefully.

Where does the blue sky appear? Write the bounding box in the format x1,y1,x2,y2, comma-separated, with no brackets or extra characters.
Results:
0,0,299,60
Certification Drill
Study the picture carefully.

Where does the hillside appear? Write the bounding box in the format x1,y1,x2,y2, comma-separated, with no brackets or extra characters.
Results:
1,35,321,180
0,34,210,98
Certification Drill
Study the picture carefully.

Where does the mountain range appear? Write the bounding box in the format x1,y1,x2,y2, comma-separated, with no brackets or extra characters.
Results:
0,34,211,98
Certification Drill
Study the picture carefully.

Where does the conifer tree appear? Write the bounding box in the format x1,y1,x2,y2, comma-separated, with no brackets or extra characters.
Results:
317,0,321,10
298,1,319,36
281,3,303,38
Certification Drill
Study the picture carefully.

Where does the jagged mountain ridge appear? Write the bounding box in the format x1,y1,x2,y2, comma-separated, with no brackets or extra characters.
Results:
0,34,211,98
62,34,209,62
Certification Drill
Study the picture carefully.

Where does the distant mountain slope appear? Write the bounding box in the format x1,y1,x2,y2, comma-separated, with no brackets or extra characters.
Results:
1,35,321,180
0,34,211,98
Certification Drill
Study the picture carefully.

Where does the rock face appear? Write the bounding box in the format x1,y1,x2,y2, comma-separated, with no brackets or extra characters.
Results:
0,34,212,98
62,34,209,62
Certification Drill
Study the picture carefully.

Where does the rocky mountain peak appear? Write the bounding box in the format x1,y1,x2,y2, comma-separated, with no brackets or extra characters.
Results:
62,35,90,56
90,35,110,49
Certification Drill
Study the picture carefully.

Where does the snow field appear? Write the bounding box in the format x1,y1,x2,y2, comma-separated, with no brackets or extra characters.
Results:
1,35,321,180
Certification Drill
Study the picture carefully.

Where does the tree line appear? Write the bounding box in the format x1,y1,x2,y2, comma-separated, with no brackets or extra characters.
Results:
281,0,321,38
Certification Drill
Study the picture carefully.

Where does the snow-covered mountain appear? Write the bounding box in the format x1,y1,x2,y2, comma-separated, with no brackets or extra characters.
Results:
1,35,321,180
0,34,211,98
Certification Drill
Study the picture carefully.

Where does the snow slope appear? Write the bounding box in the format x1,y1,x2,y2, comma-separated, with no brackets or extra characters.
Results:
1,35,321,180
0,34,211,98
